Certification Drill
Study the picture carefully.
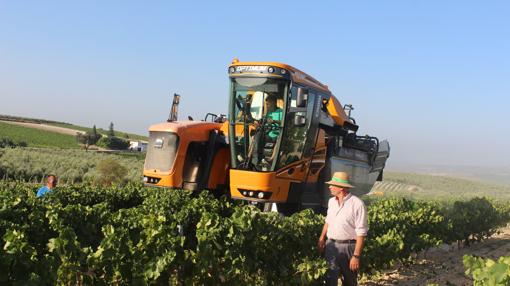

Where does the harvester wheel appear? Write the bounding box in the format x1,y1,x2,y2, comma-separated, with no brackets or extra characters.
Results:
262,203,273,212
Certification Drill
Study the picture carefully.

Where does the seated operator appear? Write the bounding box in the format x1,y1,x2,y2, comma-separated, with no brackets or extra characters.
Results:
265,95,283,141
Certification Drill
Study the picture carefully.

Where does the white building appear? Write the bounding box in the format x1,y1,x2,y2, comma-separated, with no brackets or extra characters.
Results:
129,140,148,152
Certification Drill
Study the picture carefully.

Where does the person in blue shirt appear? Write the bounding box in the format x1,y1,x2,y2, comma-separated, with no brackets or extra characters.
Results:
37,175,57,197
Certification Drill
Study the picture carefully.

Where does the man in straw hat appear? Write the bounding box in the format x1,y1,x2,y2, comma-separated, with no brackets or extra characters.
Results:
318,172,368,286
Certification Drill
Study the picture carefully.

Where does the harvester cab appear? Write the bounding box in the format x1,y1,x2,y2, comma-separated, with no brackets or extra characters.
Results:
227,60,390,214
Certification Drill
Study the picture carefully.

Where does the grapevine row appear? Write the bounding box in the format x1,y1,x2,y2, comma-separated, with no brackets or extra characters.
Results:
0,181,509,285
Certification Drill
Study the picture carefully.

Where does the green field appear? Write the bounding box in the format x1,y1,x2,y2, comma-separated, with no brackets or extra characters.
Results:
0,121,79,149
0,114,148,141
372,171,510,200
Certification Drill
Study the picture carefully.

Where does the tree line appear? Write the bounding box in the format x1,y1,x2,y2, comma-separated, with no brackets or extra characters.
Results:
76,123,130,150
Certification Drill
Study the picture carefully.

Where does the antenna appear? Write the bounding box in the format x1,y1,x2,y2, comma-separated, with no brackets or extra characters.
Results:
168,93,180,122
343,104,354,118
343,104,356,124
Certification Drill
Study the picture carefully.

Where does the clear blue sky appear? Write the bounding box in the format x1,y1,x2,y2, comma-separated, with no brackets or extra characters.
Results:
1,1,509,167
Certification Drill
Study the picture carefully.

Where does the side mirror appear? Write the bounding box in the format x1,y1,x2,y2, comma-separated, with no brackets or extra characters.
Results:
296,87,308,107
294,113,306,127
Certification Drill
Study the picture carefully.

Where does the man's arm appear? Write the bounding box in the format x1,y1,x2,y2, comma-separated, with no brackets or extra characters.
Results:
349,235,365,272
317,222,328,254
319,199,332,254
350,200,369,272
353,235,365,257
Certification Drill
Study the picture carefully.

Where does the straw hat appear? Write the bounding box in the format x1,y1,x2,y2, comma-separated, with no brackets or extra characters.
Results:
325,172,355,188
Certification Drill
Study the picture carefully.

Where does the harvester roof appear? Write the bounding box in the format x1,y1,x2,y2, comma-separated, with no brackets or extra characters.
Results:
149,121,222,134
229,59,331,95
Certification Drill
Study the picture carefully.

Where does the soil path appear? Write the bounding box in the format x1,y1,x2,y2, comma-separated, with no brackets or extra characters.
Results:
0,120,85,136
361,225,510,285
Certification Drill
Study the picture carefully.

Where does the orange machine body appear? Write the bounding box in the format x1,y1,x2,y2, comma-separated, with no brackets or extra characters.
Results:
229,131,327,203
143,59,389,214
143,120,230,191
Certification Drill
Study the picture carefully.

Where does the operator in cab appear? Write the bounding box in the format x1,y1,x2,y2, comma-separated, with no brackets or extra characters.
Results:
264,94,283,141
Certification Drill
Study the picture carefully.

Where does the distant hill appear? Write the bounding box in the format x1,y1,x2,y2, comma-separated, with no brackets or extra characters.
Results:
388,162,510,186
0,114,147,142
371,171,510,201
0,114,69,125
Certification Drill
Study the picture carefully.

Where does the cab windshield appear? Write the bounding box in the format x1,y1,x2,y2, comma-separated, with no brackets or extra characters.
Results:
144,131,179,173
229,77,288,171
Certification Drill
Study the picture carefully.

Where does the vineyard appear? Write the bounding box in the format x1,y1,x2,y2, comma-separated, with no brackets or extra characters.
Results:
1,181,509,285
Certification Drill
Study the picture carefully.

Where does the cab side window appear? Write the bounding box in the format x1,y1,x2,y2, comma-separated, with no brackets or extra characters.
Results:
276,86,308,168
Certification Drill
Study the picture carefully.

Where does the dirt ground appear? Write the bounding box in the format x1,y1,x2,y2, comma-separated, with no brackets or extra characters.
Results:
0,120,85,136
360,225,510,285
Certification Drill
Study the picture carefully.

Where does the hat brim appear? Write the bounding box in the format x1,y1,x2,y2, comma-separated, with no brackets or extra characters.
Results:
325,180,355,188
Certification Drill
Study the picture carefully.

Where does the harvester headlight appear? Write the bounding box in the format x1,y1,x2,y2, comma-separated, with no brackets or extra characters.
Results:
280,69,287,74
229,67,235,73
143,176,148,183
257,192,264,199
249,191,254,197
268,67,275,73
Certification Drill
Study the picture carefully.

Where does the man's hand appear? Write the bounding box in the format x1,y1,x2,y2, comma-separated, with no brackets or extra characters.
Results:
317,238,326,254
349,256,360,272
